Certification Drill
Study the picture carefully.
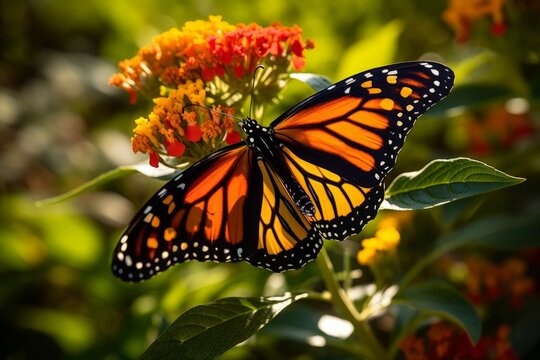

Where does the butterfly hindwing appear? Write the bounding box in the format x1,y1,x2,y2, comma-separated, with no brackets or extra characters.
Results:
245,159,323,272
112,144,263,281
281,146,384,240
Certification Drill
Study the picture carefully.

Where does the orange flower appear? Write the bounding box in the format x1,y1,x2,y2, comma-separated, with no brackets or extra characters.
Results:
462,104,535,156
109,16,314,102
401,322,518,360
440,255,536,308
443,0,506,42
110,16,314,167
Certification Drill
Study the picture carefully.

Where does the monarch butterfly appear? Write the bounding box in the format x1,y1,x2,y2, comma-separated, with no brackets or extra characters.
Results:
112,61,454,281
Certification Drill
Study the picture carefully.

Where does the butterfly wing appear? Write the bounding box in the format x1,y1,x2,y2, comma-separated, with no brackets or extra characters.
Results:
272,61,454,239
112,143,263,281
113,61,454,279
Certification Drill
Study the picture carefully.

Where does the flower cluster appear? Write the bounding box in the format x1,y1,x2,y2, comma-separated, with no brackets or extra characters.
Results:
442,0,507,42
441,255,535,308
109,16,314,167
357,215,405,266
461,104,535,156
400,322,517,360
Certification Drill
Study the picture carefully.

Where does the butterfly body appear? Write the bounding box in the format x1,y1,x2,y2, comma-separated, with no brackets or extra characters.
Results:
113,61,454,281
241,118,316,216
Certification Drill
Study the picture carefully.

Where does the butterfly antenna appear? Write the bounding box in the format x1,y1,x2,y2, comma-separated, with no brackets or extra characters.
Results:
248,65,265,120
182,103,243,122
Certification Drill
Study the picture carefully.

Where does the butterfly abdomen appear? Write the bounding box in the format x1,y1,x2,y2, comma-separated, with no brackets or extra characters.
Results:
280,172,316,216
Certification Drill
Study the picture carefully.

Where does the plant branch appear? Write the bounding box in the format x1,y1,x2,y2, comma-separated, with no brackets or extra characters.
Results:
316,247,389,360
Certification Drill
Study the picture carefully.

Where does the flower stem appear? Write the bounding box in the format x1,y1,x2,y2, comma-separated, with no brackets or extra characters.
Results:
316,247,389,360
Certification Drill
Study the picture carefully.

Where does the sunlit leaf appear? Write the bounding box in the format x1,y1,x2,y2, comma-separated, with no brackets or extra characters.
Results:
382,157,524,210
336,20,403,79
394,282,481,343
17,308,96,353
141,293,308,360
290,73,333,92
38,213,103,267
35,163,180,206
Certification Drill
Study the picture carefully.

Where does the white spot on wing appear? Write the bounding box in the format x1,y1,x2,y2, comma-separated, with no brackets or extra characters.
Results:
125,255,133,267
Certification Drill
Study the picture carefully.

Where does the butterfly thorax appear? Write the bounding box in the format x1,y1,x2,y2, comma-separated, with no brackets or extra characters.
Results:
240,119,315,217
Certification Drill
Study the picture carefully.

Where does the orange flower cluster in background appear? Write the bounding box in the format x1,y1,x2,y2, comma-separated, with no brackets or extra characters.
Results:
443,0,507,42
400,322,518,360
462,104,535,156
444,255,536,308
109,16,314,167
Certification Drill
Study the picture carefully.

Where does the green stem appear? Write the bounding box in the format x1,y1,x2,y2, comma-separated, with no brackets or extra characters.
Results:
399,242,455,288
316,248,389,360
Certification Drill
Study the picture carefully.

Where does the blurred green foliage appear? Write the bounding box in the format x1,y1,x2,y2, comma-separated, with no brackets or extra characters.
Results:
1,0,539,359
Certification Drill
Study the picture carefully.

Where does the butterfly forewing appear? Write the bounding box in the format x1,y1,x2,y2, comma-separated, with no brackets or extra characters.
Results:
273,61,454,186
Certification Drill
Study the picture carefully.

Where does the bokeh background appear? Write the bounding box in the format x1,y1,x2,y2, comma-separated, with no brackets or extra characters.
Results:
1,0,539,359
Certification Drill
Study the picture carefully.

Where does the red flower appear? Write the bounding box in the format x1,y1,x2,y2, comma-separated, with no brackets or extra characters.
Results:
185,124,202,142
201,67,215,81
233,64,245,78
292,55,306,70
491,22,507,36
225,130,241,144
290,38,304,57
122,82,138,105
149,151,160,168
166,139,186,157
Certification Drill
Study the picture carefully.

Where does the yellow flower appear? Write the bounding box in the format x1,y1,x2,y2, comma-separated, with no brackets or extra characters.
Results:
357,218,402,266
357,246,377,266
375,227,401,249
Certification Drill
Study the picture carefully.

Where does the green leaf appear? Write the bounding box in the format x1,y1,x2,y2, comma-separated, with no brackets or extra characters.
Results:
336,20,403,79
394,282,481,343
141,293,308,360
290,73,333,91
436,213,540,250
35,163,180,206
382,157,524,210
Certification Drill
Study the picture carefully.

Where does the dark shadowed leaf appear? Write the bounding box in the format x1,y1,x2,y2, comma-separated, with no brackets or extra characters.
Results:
400,213,540,288
394,282,481,343
382,158,524,210
426,84,513,116
436,213,540,250
141,293,308,360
